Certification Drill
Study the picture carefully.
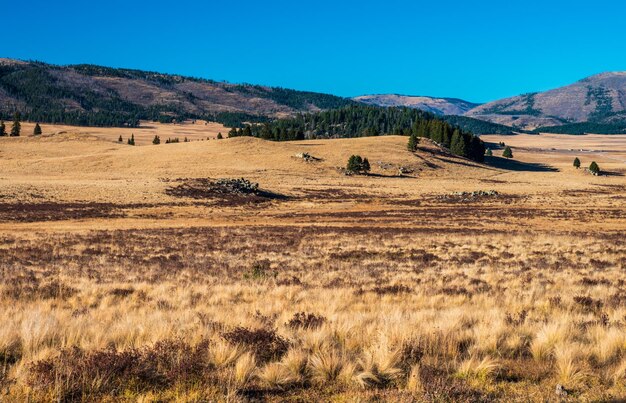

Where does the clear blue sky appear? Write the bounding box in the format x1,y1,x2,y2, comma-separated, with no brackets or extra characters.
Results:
5,0,626,103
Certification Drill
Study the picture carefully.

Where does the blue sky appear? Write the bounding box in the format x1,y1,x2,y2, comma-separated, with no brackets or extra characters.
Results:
4,0,626,102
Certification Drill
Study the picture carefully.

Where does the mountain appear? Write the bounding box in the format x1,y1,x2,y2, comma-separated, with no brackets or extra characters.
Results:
0,58,354,127
353,94,480,115
465,72,626,132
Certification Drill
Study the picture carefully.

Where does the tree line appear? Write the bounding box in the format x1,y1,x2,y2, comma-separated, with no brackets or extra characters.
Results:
535,122,626,135
228,105,486,162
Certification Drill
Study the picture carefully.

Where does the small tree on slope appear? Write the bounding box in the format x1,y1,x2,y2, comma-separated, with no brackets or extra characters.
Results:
502,146,513,158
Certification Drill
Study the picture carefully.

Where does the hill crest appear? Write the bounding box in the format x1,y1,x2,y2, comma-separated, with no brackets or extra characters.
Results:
353,94,479,115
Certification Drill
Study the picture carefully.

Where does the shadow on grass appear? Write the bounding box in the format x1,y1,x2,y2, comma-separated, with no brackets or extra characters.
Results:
485,156,559,172
412,152,443,170
365,173,414,178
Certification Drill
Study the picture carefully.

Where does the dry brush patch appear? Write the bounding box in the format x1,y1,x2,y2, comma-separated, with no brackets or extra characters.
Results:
0,226,625,400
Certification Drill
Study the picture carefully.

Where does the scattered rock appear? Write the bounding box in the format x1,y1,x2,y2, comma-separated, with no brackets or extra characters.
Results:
165,178,287,204
439,190,500,202
294,152,321,162
377,162,413,176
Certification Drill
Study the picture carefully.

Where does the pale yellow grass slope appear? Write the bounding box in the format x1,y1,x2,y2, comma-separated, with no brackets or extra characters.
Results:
14,120,228,145
0,132,485,200
1,128,625,206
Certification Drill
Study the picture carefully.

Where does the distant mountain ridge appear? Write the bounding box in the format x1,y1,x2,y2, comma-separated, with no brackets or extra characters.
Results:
2,58,625,134
353,94,480,116
465,72,626,132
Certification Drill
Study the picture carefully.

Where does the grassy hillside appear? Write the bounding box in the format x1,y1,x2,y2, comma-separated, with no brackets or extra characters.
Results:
465,72,626,132
0,59,354,127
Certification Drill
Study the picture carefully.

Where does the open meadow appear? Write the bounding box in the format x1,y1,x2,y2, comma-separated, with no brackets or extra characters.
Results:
1,123,625,401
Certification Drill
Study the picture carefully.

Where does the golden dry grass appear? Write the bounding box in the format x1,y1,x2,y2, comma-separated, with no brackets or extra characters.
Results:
0,125,625,401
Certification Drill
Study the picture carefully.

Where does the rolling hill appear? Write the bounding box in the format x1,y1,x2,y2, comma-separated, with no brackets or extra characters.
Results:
0,58,353,127
465,72,626,133
353,94,479,115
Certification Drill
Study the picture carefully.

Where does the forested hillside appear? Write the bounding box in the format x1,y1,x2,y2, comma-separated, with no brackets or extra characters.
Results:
441,115,517,135
0,59,353,127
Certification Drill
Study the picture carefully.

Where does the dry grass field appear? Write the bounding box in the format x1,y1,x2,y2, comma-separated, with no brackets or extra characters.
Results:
1,124,625,401
10,121,230,146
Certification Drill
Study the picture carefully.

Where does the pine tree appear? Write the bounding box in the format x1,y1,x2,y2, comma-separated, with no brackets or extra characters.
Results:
469,135,485,162
0,120,5,136
217,132,223,139
502,146,513,158
450,130,466,156
10,113,21,137
118,135,123,142
346,155,363,173
441,124,452,148
485,148,493,157
152,135,160,145
588,161,600,175
573,157,580,169
407,134,418,151
431,121,443,144
33,123,42,135
184,137,189,142
128,134,135,145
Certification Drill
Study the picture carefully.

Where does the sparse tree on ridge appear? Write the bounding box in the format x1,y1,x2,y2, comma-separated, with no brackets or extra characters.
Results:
153,135,160,145
10,112,21,137
217,132,223,139
485,148,493,156
347,155,363,173
118,135,123,142
346,155,370,174
589,161,600,175
502,146,513,158
33,123,42,135
573,157,580,169
0,120,5,136
128,134,135,146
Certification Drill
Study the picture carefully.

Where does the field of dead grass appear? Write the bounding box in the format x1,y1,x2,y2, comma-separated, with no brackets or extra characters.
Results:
0,126,625,401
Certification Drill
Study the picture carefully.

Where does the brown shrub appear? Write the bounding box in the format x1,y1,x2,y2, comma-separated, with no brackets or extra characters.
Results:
573,295,603,312
221,327,288,363
108,287,135,298
372,284,413,296
28,339,209,400
286,312,326,330
505,310,528,326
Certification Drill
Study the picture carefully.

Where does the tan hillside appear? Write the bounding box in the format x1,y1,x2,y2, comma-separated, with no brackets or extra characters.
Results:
466,72,626,129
